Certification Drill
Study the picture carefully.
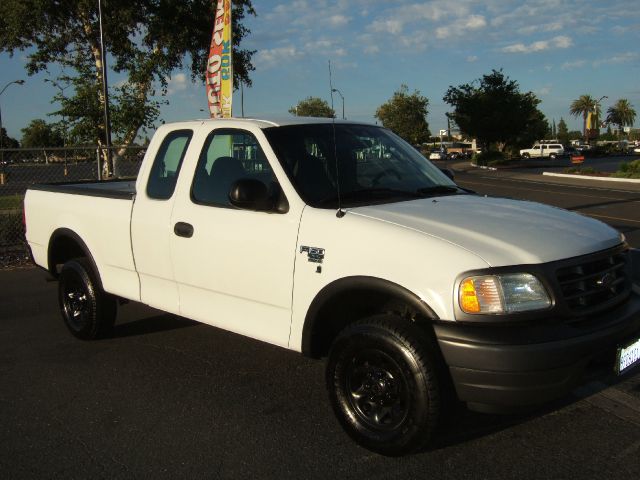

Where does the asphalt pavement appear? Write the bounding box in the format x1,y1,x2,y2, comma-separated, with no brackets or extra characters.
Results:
1,170,640,479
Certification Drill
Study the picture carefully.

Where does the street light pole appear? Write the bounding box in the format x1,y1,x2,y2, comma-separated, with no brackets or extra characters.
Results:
332,88,345,120
0,79,25,164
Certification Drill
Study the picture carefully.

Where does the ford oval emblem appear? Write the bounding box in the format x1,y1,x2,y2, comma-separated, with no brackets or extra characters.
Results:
596,273,614,288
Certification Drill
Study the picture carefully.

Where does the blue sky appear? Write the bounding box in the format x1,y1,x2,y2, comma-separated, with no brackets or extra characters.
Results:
1,0,639,141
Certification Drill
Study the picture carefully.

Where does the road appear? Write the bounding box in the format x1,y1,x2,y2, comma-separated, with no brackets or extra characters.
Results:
450,168,640,248
1,172,639,479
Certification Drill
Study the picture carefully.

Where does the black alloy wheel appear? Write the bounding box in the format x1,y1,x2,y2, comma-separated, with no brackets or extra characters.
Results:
58,258,117,340
327,314,441,456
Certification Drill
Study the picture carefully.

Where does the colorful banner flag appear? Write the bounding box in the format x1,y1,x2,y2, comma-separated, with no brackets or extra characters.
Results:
206,0,233,118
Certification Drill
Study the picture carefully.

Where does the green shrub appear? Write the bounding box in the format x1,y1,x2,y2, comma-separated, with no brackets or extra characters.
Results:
0,194,24,210
614,159,640,179
564,167,597,175
473,151,506,166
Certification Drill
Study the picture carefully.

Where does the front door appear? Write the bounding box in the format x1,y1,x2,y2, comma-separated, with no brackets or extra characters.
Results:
169,127,301,347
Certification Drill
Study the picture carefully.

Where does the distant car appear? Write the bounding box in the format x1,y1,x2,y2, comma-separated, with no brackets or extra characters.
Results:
429,151,445,160
634,146,640,155
520,143,565,159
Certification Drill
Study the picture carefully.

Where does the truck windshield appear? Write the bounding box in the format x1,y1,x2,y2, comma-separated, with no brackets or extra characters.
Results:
263,123,462,208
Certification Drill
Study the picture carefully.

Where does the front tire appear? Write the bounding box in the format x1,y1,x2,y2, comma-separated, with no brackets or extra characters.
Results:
58,258,117,340
326,315,441,456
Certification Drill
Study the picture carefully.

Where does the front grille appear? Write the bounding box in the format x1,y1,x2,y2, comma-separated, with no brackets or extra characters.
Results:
556,249,630,316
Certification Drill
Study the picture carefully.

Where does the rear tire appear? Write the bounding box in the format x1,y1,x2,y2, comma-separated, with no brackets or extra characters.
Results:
326,314,441,456
58,258,117,340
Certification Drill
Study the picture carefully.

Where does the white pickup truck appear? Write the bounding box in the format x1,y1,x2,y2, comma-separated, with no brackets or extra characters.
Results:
25,117,640,455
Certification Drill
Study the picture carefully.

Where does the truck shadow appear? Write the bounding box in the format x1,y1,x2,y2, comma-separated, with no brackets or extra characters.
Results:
112,314,198,338
430,373,638,451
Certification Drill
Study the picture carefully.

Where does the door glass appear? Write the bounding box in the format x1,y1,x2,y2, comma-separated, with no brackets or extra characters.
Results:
191,129,274,207
147,129,193,199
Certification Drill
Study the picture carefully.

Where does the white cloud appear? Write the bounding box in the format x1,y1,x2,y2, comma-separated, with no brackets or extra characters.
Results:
254,46,304,69
369,18,403,35
466,55,478,62
364,44,380,55
562,59,586,70
465,15,487,30
502,35,572,53
592,51,638,67
167,73,188,94
328,14,350,27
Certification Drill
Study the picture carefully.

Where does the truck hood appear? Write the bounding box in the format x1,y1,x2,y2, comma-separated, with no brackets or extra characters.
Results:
351,194,622,266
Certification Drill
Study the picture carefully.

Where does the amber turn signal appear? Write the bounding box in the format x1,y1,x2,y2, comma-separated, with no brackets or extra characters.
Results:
459,278,481,313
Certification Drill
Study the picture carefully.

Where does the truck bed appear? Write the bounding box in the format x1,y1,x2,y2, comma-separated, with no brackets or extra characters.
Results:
28,180,136,199
25,179,140,302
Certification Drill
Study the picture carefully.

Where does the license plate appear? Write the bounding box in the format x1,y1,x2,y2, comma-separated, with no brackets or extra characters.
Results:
616,337,640,375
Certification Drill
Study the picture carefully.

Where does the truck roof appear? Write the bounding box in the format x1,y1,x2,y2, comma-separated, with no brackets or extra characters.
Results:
166,116,373,129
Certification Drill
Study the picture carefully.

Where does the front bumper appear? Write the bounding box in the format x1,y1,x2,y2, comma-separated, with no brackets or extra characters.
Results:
434,292,640,412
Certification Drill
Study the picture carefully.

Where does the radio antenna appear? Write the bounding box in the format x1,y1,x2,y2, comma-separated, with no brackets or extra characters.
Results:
329,60,345,218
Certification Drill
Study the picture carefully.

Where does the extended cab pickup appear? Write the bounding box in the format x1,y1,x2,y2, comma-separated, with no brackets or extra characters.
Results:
25,118,640,455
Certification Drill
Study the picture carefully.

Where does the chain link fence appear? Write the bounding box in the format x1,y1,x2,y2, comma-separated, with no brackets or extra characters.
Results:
0,146,146,255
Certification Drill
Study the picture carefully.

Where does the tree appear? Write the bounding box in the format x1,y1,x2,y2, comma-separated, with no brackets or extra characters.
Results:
21,119,64,148
289,97,335,118
0,0,256,173
568,130,583,141
557,117,569,145
443,70,546,152
569,94,600,142
0,128,20,149
606,99,637,138
375,85,430,145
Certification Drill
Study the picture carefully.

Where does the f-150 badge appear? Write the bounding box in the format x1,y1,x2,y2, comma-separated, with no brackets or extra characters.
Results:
300,246,325,263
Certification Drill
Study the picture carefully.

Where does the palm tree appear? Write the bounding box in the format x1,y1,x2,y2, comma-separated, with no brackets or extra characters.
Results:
606,99,637,138
570,95,599,142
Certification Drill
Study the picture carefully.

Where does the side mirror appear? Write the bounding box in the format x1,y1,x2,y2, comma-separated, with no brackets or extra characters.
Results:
229,178,273,211
440,168,455,181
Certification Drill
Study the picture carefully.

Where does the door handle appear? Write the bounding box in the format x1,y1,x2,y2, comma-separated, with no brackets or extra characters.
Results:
174,222,194,238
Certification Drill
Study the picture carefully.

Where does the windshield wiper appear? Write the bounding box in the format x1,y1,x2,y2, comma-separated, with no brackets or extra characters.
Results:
415,185,465,197
317,188,424,206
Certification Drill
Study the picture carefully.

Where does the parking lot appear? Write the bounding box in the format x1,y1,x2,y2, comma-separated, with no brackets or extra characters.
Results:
1,171,639,478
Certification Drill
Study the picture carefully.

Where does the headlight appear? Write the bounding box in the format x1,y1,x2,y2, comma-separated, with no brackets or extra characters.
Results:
458,273,551,314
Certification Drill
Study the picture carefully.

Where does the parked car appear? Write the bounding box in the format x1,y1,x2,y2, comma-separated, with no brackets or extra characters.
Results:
429,150,445,160
520,143,565,159
24,117,640,455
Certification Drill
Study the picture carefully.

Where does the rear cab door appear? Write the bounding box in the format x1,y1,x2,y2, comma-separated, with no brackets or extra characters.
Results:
131,124,198,315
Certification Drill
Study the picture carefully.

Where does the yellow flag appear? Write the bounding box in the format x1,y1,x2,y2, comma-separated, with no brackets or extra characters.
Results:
206,0,233,118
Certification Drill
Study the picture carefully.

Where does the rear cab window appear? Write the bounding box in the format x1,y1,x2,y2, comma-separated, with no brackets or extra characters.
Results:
146,129,193,200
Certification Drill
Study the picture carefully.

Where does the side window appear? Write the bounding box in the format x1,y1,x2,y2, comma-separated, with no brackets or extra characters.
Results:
146,129,193,200
191,129,273,207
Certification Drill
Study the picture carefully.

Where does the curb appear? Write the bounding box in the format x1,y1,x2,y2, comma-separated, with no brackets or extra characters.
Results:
542,172,640,184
